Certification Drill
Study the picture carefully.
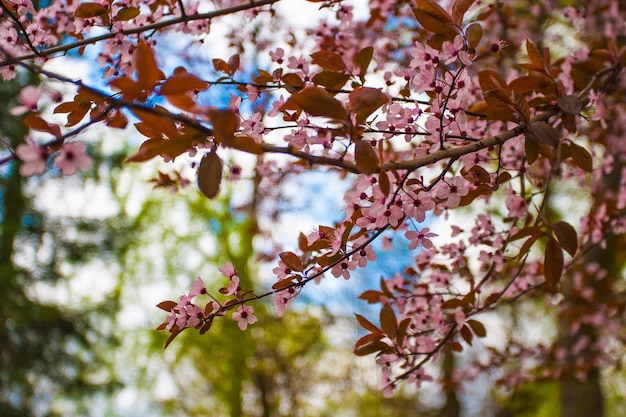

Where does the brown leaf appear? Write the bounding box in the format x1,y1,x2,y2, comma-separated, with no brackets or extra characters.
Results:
355,46,374,80
349,87,389,125
311,50,347,72
569,142,593,172
115,7,140,21
207,108,239,146
355,313,382,333
551,221,578,257
75,2,110,25
279,251,304,272
231,135,263,154
354,335,390,356
289,86,347,120
311,71,350,90
465,22,482,49
412,0,460,36
467,319,487,337
354,140,379,174
451,0,476,24
557,95,582,115
379,304,398,339
156,300,177,312
544,236,564,292
197,151,223,199
160,69,209,95
135,41,162,91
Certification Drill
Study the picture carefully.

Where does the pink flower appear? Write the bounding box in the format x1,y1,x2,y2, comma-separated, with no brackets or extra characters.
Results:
218,261,237,278
53,142,92,175
222,275,240,296
15,141,48,176
189,277,207,297
405,228,438,250
436,177,469,208
232,305,257,330
10,85,42,116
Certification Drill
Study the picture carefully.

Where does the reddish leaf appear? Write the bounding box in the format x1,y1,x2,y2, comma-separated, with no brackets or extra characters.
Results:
544,236,564,292
460,324,473,345
355,46,374,80
465,22,482,49
288,86,347,120
160,69,209,95
279,251,304,272
163,329,182,349
156,300,177,312
311,71,351,89
451,0,476,24
207,108,239,146
467,319,487,337
231,135,263,154
355,313,381,333
75,2,110,25
124,137,189,163
349,87,389,125
379,304,398,339
272,278,296,291
135,40,162,91
199,320,212,335
355,140,379,174
197,151,223,199
311,50,347,72
281,72,305,92
213,58,230,73
115,6,140,21
23,113,61,137
570,142,592,172
354,334,389,356
227,54,240,76
358,290,384,304
412,0,460,35
551,221,578,257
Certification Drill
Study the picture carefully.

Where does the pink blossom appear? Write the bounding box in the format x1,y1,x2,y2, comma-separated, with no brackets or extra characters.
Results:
436,177,469,208
15,141,48,176
405,228,438,250
219,261,237,278
223,275,240,296
232,305,257,330
441,36,472,66
189,277,207,297
53,142,92,175
331,257,357,279
10,85,42,116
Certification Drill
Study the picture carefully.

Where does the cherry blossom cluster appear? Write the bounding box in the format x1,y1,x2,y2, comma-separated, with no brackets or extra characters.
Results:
3,0,626,399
